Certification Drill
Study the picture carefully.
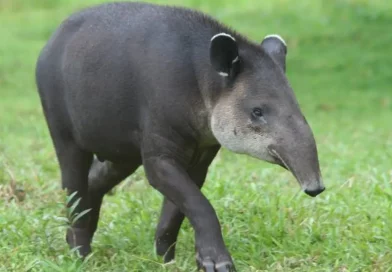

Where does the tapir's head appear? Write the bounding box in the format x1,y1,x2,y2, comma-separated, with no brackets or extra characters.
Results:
209,33,324,197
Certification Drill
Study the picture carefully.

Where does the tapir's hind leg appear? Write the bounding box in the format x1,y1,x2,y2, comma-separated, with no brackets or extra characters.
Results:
51,138,94,257
87,157,141,238
155,198,184,262
155,146,220,262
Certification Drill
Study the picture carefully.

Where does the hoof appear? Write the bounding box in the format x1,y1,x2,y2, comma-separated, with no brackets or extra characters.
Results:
66,227,92,258
196,251,236,272
155,238,176,263
197,259,236,272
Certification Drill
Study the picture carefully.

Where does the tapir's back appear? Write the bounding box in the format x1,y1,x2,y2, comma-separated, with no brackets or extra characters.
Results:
36,2,229,158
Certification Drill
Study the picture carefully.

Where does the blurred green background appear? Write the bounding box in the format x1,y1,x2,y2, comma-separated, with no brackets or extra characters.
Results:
0,0,391,271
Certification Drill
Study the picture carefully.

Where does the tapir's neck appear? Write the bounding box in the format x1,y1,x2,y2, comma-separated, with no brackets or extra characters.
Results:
192,89,219,147
191,68,224,147
188,36,239,147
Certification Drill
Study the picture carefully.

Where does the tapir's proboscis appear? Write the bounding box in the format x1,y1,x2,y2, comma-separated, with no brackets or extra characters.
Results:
35,2,325,271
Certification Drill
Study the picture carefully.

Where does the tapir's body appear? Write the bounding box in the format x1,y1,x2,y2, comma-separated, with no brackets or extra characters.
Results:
37,2,223,161
36,2,325,271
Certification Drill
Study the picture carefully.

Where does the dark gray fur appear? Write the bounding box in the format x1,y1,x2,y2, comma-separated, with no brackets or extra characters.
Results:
35,2,324,271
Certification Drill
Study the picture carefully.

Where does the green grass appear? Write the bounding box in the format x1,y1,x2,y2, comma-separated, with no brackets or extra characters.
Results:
1,0,392,271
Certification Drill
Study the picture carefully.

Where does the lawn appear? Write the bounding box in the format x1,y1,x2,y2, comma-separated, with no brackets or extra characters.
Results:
0,0,391,271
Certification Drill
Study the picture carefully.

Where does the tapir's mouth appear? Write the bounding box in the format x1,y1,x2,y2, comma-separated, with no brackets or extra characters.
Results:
268,148,303,185
268,148,289,171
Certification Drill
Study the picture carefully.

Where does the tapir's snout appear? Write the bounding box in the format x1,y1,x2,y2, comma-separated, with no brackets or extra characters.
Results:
268,125,325,198
301,176,325,197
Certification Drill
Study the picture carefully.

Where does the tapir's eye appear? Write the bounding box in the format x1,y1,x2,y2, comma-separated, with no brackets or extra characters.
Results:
252,108,263,118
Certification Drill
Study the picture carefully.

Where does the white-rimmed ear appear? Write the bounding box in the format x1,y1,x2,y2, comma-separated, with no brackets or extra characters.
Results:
210,33,240,77
261,34,287,72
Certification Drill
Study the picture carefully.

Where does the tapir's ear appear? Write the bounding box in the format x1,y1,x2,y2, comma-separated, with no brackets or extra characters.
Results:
210,33,240,78
261,34,287,72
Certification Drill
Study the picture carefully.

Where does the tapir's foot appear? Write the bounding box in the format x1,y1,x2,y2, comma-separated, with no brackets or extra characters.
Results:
66,227,92,258
155,237,176,263
196,249,236,272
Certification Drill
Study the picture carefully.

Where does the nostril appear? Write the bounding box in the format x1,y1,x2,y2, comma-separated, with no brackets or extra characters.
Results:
304,187,325,197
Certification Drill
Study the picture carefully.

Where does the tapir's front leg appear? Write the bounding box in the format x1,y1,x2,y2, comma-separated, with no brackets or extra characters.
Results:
155,146,220,263
143,155,235,272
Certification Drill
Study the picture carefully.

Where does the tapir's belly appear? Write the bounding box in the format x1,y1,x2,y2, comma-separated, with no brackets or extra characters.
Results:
71,111,142,162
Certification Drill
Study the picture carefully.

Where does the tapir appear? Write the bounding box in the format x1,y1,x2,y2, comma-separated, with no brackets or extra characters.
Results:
35,2,325,271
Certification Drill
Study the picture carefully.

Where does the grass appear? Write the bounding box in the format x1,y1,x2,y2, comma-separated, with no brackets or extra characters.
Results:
0,0,392,271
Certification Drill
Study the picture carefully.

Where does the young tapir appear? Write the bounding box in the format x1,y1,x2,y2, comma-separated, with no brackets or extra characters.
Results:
35,2,325,271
